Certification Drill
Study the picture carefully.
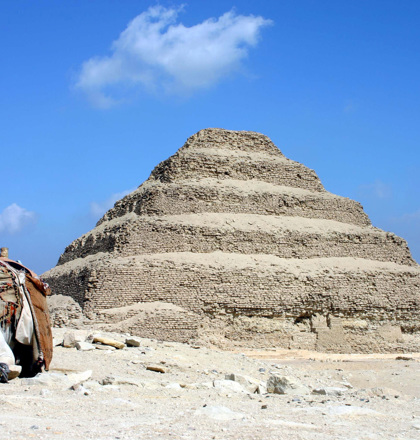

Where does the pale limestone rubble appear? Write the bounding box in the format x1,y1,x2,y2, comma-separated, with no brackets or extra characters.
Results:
43,128,420,352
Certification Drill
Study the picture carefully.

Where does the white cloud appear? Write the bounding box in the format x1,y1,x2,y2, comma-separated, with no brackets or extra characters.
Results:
393,209,420,223
90,189,136,218
75,6,272,108
0,203,36,234
357,180,392,199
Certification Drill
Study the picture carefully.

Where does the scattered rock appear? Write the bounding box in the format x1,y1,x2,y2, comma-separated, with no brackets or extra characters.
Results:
65,370,93,388
256,384,267,394
22,372,68,387
125,337,142,347
94,344,116,351
338,381,353,389
213,379,249,394
186,382,213,390
100,375,144,387
225,373,265,393
22,370,92,389
92,336,125,349
75,342,95,351
366,387,400,398
62,331,76,348
146,365,167,374
70,384,91,395
312,387,347,396
7,365,21,380
100,376,115,386
165,382,182,390
266,375,309,395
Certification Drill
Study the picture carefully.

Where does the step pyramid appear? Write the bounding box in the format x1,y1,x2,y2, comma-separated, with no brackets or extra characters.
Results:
44,129,420,352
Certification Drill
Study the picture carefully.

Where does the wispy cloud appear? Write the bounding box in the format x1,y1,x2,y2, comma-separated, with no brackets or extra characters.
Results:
357,180,392,199
343,99,357,113
0,203,36,234
75,6,272,108
90,189,136,218
392,209,420,223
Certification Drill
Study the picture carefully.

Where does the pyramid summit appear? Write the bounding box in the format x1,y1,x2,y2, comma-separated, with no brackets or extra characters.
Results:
44,128,420,352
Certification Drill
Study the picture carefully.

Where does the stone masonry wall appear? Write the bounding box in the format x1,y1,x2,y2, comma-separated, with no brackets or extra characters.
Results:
46,254,420,351
90,263,419,325
97,307,200,344
59,216,414,266
98,182,371,227
48,256,420,328
150,152,324,191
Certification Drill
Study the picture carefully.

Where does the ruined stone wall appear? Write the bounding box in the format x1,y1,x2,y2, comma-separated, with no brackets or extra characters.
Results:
180,128,282,155
97,305,200,344
49,266,91,306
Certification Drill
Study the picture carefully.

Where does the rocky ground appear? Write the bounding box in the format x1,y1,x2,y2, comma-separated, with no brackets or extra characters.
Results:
1,326,419,440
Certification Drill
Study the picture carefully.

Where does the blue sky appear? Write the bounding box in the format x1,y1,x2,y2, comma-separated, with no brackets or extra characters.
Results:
1,0,419,274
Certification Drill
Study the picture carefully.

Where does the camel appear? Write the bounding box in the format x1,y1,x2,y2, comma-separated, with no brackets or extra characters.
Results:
0,249,52,382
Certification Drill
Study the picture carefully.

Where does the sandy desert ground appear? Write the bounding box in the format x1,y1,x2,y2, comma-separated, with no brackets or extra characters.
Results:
1,326,419,440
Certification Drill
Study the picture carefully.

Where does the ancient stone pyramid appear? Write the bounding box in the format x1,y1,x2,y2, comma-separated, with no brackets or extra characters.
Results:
44,128,420,352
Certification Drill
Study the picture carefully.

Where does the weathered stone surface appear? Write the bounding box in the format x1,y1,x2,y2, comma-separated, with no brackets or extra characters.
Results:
62,331,76,348
312,387,347,396
75,342,95,351
92,336,125,349
43,128,420,353
224,373,263,393
165,382,182,390
146,364,167,374
22,370,92,388
94,344,116,351
48,294,84,328
266,375,309,395
125,337,142,347
7,365,21,380
100,375,144,387
213,379,249,394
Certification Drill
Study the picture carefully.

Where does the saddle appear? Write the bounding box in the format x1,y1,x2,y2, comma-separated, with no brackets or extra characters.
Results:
0,258,53,373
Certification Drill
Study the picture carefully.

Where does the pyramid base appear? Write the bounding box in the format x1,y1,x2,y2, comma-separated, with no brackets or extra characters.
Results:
44,252,420,353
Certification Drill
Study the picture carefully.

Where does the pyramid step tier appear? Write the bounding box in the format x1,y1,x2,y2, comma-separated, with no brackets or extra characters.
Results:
44,252,420,329
58,213,415,266
180,128,284,156
98,179,370,227
150,148,324,191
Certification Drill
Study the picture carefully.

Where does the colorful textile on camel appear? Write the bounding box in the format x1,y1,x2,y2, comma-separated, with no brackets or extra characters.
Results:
0,259,53,373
